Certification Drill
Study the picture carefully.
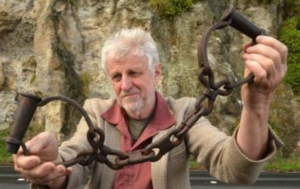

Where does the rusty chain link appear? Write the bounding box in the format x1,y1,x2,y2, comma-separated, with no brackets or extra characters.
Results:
6,6,266,170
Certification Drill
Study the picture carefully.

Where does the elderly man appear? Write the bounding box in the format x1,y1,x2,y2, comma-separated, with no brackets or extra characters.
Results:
13,28,287,189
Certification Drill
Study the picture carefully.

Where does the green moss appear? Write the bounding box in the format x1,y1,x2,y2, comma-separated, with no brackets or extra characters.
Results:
51,10,61,28
284,64,300,94
264,152,300,172
25,123,45,141
283,0,300,18
22,56,37,68
189,156,206,170
189,153,300,171
0,129,13,165
79,72,92,97
257,0,280,4
0,123,45,165
70,0,79,9
189,152,300,172
150,0,197,17
297,95,300,102
279,17,300,95
30,73,36,84
280,17,300,53
70,0,78,5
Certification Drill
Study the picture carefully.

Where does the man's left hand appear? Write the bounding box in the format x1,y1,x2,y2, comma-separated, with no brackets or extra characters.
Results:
241,35,288,109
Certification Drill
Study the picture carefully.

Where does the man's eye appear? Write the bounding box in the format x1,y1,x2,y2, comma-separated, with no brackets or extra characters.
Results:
130,71,141,77
112,74,121,81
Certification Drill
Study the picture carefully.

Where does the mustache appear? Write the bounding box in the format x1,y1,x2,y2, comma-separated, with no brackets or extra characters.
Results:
120,91,139,98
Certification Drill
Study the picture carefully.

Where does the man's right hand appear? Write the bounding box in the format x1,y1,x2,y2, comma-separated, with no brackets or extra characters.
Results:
13,132,72,189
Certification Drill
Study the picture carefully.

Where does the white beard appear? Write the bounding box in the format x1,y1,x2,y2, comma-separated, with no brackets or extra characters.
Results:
119,92,155,118
122,97,144,116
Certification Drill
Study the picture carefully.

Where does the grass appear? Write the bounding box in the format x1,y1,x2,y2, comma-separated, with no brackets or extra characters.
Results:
189,153,300,172
0,123,44,165
0,129,13,165
264,153,300,172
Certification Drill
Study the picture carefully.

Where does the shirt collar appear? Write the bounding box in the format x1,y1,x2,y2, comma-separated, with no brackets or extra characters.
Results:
101,91,175,130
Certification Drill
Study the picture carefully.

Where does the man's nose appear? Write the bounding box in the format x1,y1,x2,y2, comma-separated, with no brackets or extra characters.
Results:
120,75,133,91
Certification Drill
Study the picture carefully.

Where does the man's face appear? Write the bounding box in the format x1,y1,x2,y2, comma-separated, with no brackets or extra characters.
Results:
106,53,161,119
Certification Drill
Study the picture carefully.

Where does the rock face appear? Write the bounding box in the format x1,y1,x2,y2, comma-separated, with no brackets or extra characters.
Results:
0,0,299,155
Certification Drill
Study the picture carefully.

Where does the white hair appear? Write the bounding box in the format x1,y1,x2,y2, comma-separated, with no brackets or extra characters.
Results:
101,28,160,73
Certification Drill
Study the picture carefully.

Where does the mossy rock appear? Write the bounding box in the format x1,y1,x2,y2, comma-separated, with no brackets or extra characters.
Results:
280,17,300,53
150,0,195,17
22,56,37,69
79,72,92,98
279,17,300,95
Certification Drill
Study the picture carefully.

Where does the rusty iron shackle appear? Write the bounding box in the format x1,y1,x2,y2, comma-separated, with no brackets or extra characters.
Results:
198,6,267,93
5,93,104,156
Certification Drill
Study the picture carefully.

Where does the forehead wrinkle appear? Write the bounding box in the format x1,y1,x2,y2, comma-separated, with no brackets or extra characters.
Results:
107,55,148,75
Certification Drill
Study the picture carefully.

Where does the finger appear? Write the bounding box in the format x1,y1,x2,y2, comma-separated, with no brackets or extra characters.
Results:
24,174,48,185
20,132,58,162
243,42,252,52
244,59,267,83
24,132,57,155
243,53,276,79
256,36,288,63
21,162,56,178
14,154,41,170
16,132,54,155
38,165,73,182
245,44,282,67
24,165,72,184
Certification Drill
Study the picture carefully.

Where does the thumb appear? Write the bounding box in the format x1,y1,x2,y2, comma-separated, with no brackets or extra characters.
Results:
25,132,58,156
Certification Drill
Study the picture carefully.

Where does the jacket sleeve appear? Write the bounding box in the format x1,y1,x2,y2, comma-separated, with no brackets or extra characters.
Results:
31,99,103,189
184,99,283,184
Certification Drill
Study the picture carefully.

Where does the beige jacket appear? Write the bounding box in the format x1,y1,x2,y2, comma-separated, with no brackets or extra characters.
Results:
35,96,282,189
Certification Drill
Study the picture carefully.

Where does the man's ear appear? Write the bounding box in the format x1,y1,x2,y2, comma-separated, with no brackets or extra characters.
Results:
154,63,162,84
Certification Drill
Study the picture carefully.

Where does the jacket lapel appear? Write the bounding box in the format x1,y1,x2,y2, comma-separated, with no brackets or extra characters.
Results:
99,121,121,189
151,128,174,189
